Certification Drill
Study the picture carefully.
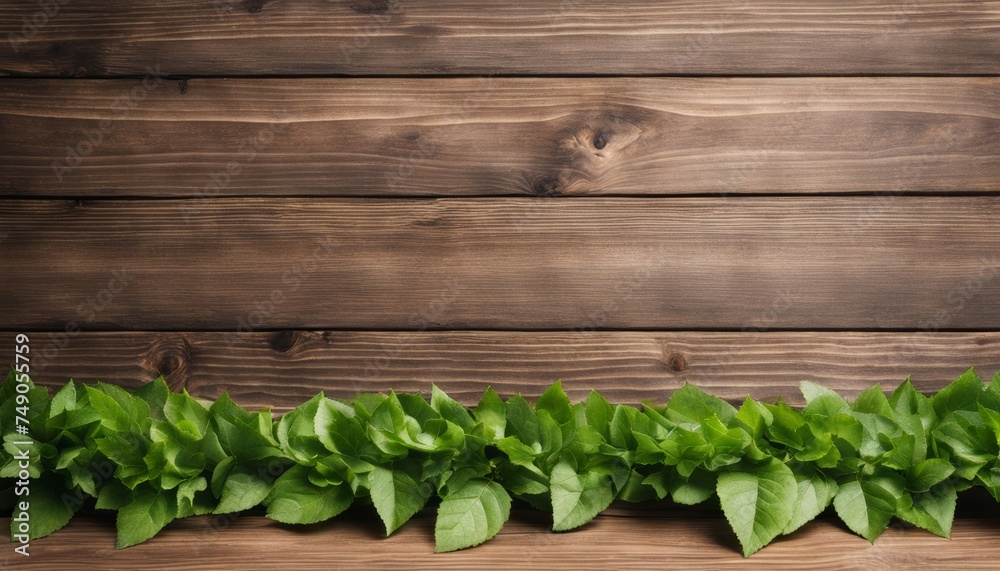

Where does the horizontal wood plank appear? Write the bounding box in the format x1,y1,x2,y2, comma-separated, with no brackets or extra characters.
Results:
2,331,998,412
2,197,1000,331
1,1,999,76
3,78,1000,197
6,511,1000,570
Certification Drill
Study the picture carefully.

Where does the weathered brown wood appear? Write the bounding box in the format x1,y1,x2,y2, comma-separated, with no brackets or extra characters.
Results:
3,78,999,197
3,331,997,412
6,511,1000,570
2,197,999,331
1,1,1000,77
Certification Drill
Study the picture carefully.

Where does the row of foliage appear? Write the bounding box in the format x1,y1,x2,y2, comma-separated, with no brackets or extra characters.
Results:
2,368,1000,556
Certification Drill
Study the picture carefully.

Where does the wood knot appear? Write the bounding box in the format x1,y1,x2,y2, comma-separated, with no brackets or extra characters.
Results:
350,0,394,15
531,176,561,196
593,131,608,150
269,330,300,354
241,0,268,13
145,337,192,391
665,352,687,372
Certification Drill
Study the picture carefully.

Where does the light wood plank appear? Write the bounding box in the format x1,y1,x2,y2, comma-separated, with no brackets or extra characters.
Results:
1,1,999,76
6,511,1000,570
3,331,998,412
3,78,999,197
2,197,1000,331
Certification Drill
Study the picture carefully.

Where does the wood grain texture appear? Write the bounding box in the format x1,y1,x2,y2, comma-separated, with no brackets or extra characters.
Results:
3,78,1000,197
6,511,1000,570
3,331,998,412
3,197,1000,331
1,1,1000,76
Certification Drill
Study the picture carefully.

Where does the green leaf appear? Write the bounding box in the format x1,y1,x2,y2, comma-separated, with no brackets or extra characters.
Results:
906,459,955,493
801,381,851,413
265,465,353,524
11,474,79,540
435,478,511,553
215,464,275,514
133,376,169,422
116,485,177,549
473,387,506,439
505,395,540,447
370,465,432,535
584,390,615,441
164,389,211,438
85,383,149,434
667,383,737,425
717,459,797,557
431,385,476,432
931,368,983,418
783,464,836,535
852,385,892,417
670,469,717,505
549,460,615,531
832,477,897,543
897,481,956,538
736,396,772,440
536,381,574,427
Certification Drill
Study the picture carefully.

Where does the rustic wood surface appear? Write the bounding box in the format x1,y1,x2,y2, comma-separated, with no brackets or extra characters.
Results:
2,197,999,331
6,510,1000,570
2,331,997,412
3,78,999,197
2,1,1000,76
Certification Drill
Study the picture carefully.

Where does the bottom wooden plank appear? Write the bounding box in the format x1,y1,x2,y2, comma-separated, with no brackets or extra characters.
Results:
3,331,998,412
5,510,999,570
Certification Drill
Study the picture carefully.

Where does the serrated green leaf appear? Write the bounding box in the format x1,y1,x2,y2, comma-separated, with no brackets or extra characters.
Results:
473,387,506,439
717,458,796,557
370,465,432,535
670,468,717,505
585,390,615,441
783,464,836,535
434,478,511,553
736,396,772,440
536,381,574,427
852,385,892,417
667,383,737,425
133,377,169,422
215,464,274,514
549,460,614,531
431,385,476,432
906,459,955,493
265,465,352,524
897,481,956,538
11,474,79,540
116,485,177,549
832,477,896,543
932,368,983,418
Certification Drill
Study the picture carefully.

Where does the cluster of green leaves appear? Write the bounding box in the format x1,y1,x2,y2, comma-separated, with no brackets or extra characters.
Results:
2,368,999,556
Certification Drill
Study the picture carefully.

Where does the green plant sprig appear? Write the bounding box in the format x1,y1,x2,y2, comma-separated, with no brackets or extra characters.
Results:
2,368,999,556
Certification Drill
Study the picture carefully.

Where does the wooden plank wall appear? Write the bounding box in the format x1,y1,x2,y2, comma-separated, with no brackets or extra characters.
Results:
1,0,1000,567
